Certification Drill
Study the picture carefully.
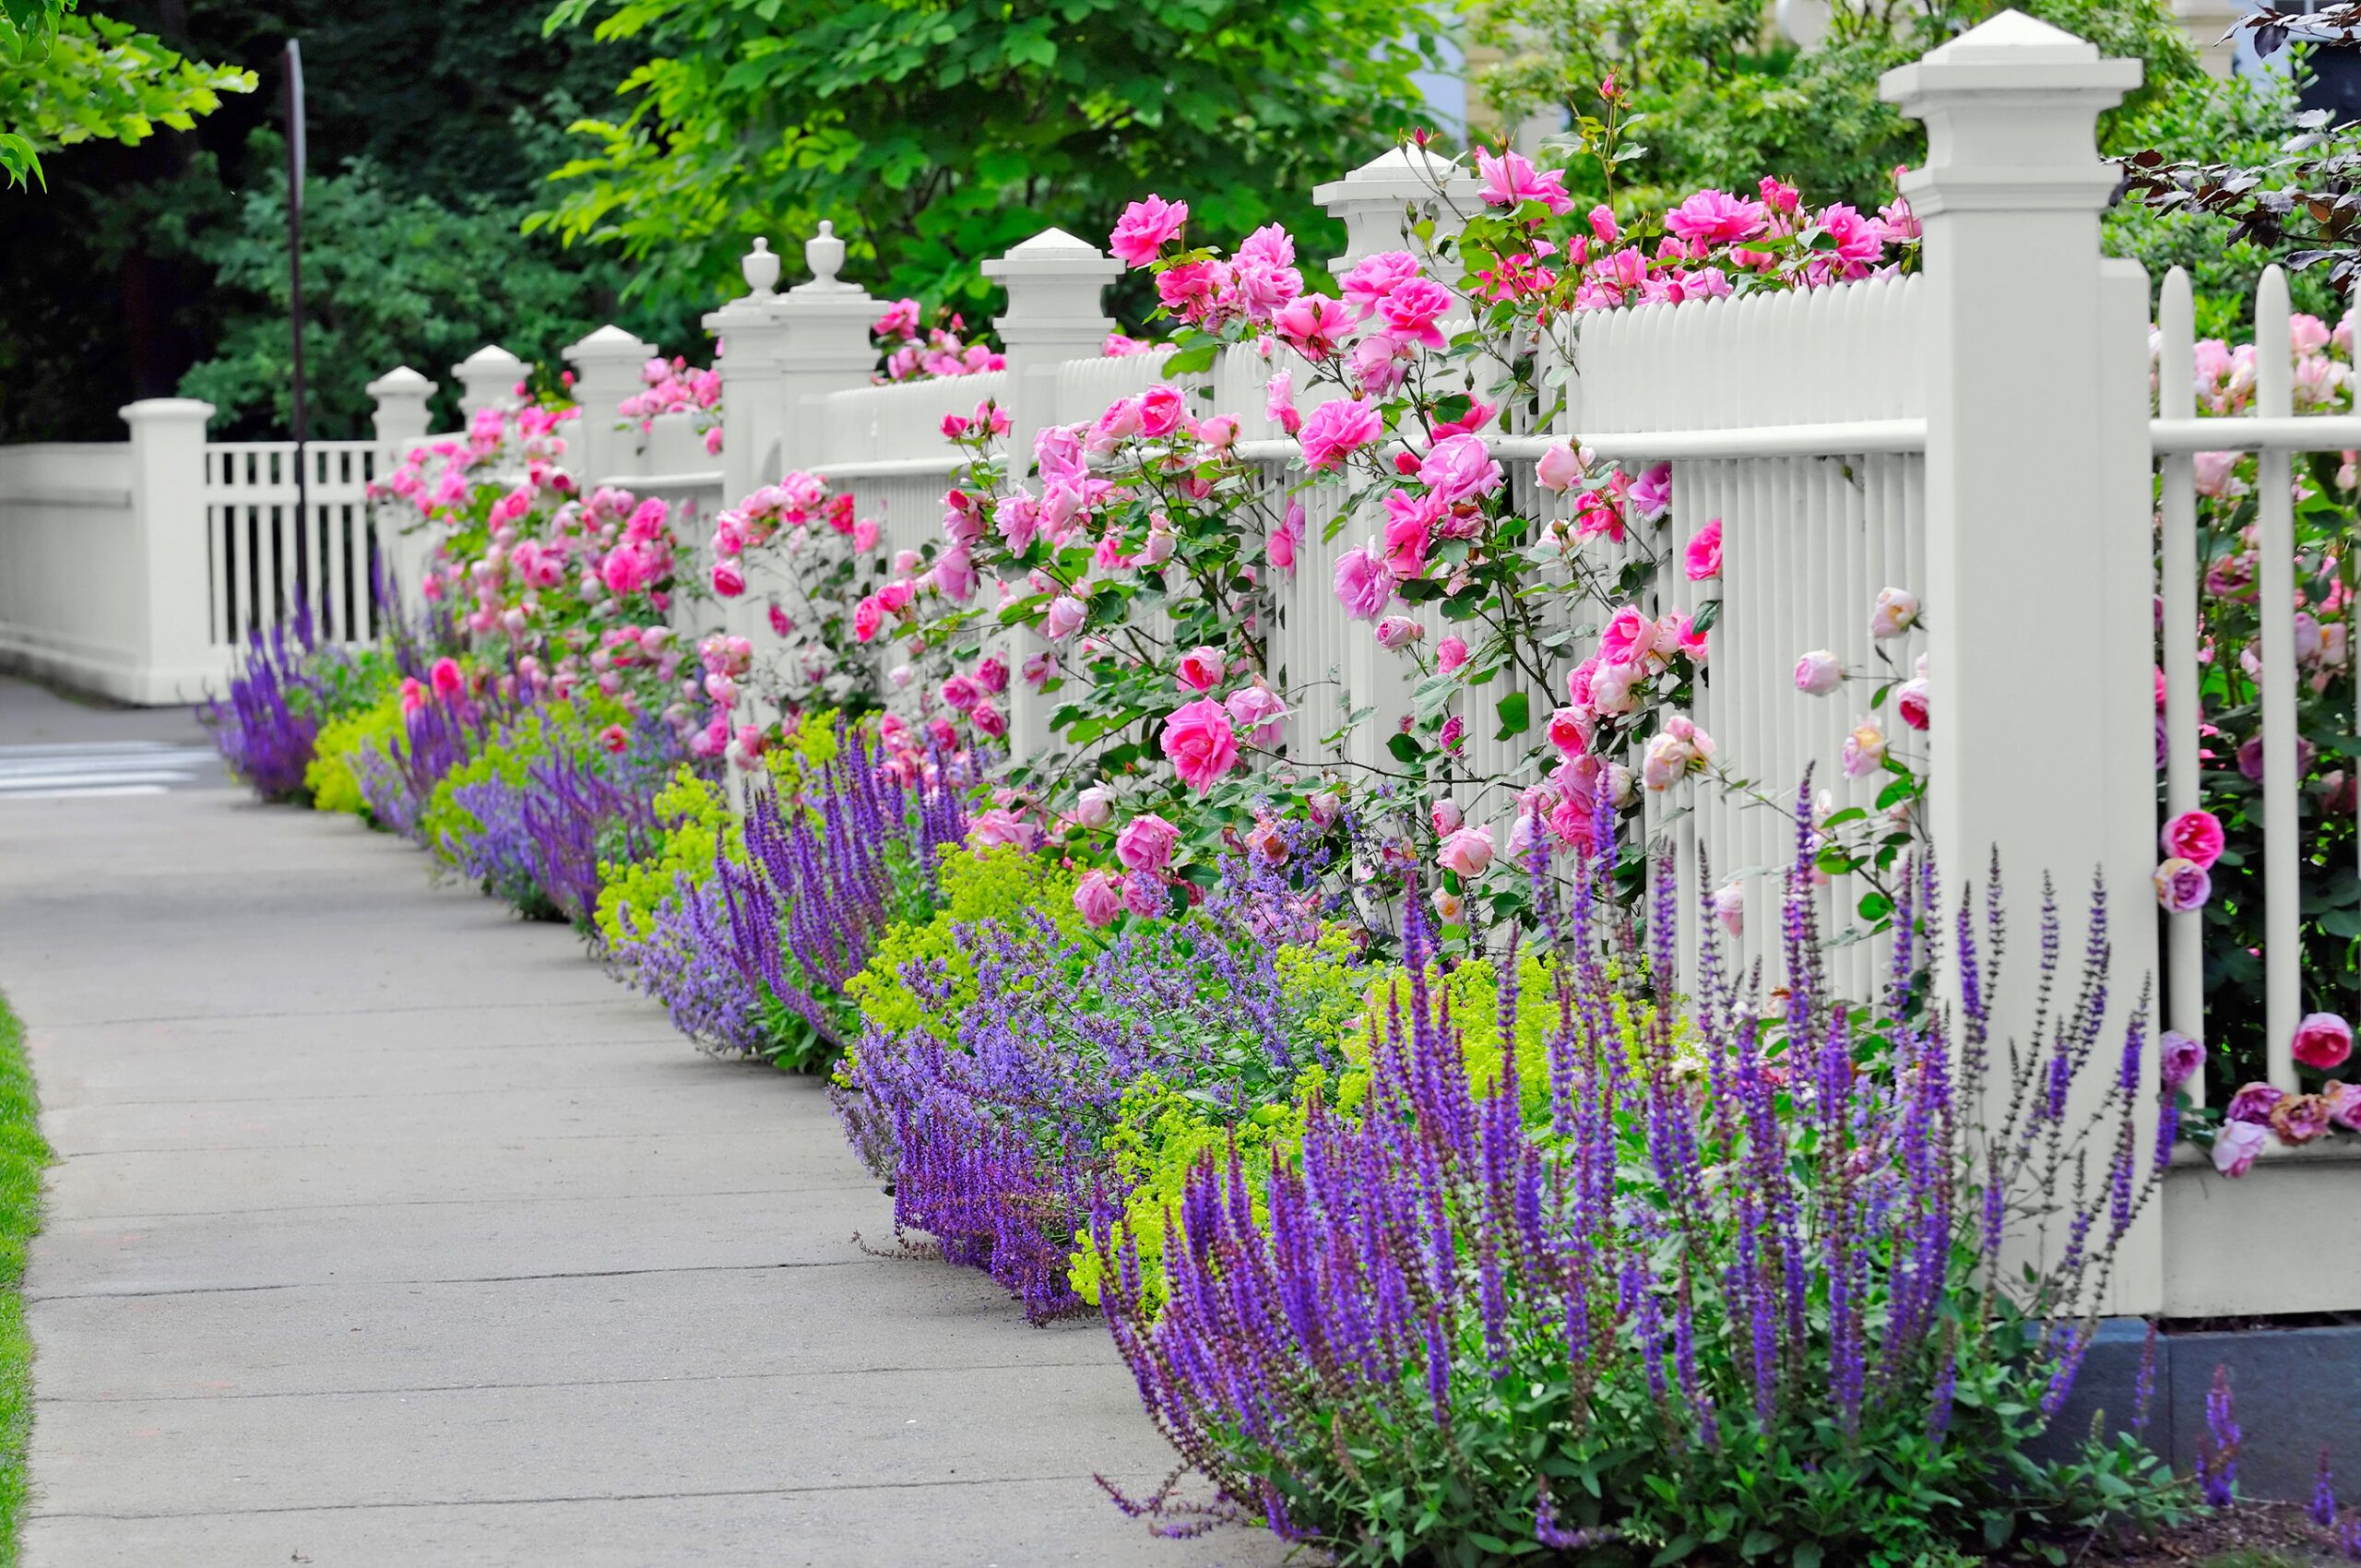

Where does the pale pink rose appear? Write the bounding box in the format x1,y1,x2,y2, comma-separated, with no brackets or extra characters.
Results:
1684,518,1722,582
967,808,1036,851
1796,650,1844,695
1109,195,1188,267
1043,595,1088,640
1642,731,1697,791
1418,434,1503,504
2160,1030,2205,1089
1115,813,1180,873
1436,636,1469,673
2152,857,2211,914
1023,652,1057,690
1375,615,1424,651
934,546,979,604
1535,441,1586,493
2294,1011,2354,1071
1224,683,1287,747
1843,721,1888,778
1431,798,1464,836
1869,587,1919,640
1195,414,1238,450
1299,397,1382,471
1122,869,1168,919
1437,826,1495,877
1140,520,1176,566
1588,661,1641,717
1305,790,1343,829
1430,887,1465,925
1896,677,1929,731
1073,870,1123,928
2212,1119,2266,1177
1713,882,1744,937
2162,809,2225,870
1334,542,1394,622
1161,697,1240,793
1074,787,1115,829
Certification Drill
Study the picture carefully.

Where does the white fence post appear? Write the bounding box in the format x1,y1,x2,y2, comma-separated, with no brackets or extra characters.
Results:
704,239,789,507
981,228,1121,761
562,326,657,488
1311,145,1483,279
119,397,218,703
1882,15,2162,1313
366,365,436,624
453,345,528,422
775,223,879,475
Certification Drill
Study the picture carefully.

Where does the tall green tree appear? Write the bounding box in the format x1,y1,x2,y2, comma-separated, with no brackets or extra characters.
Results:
530,0,1448,318
1,0,253,189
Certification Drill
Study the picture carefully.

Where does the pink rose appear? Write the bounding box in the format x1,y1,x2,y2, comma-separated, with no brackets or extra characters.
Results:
1535,441,1586,493
970,700,1007,739
1843,721,1888,778
1546,705,1593,759
1374,615,1424,651
1122,869,1168,919
853,517,880,552
941,674,981,712
1161,697,1240,793
1437,826,1495,877
2160,1030,2204,1089
1299,397,1382,472
598,723,629,754
2152,857,2211,914
1430,887,1465,925
712,560,747,599
1598,606,1655,669
967,808,1036,851
1074,787,1115,829
1436,636,1470,674
1176,646,1226,693
1684,518,1722,581
1431,798,1464,836
852,596,884,643
1896,677,1929,731
2294,1011,2354,1071
1340,250,1420,319
1225,683,1287,747
429,657,464,702
1334,542,1394,622
1115,813,1180,873
1043,595,1087,640
1073,870,1122,928
2162,809,2225,870
1713,882,1744,937
599,544,656,597
2225,1081,2284,1124
1795,650,1844,695
1870,587,1919,640
1109,195,1188,267
875,579,915,614
1138,384,1185,437
2325,1079,2361,1132
2212,1120,2266,1177
1417,434,1503,505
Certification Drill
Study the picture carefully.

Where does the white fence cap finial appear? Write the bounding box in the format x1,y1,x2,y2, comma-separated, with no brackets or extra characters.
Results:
1925,8,2100,64
743,236,781,297
365,365,434,398
795,222,848,294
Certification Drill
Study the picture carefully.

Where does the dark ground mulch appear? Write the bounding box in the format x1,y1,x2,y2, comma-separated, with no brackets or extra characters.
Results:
2074,1500,2357,1567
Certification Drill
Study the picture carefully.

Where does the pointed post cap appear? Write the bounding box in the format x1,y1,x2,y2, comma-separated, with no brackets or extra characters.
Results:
1313,144,1484,279
453,344,528,380
365,365,435,399
563,324,657,366
982,227,1121,341
981,225,1123,281
1880,10,2140,101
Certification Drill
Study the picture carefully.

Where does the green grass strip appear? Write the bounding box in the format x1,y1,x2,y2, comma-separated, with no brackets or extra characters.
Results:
0,992,52,1568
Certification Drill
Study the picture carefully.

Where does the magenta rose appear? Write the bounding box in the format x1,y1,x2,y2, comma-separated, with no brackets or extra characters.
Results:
1333,543,1394,623
2293,1011,2354,1072
2225,1081,2284,1125
1174,646,1226,694
2161,809,2226,870
2160,1029,2205,1090
1684,517,1723,582
1109,195,1188,267
1299,397,1382,472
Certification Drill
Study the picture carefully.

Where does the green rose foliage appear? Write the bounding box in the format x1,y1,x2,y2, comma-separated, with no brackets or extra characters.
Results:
307,686,406,819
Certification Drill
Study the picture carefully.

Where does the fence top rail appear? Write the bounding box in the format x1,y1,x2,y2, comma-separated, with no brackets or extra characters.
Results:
2150,414,2361,453
814,457,967,481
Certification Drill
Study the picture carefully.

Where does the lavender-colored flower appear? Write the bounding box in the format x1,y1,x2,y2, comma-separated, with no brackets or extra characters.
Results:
2199,1364,2239,1507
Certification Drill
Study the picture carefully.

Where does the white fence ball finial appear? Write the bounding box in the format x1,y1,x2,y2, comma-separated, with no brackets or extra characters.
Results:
742,237,781,297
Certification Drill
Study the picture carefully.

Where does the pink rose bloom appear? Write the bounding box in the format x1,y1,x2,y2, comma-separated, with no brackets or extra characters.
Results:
1225,683,1287,747
1350,332,1409,397
1122,869,1168,919
2153,857,2211,914
852,517,880,552
2160,1030,2205,1089
2162,809,2225,870
1175,646,1226,693
1072,787,1116,831
1378,278,1455,349
934,546,979,604
1195,413,1238,450
1334,542,1394,622
1436,636,1470,673
429,657,464,702
1643,730,1702,790
1547,705,1594,759
1476,147,1574,215
1340,250,1420,319
1264,370,1303,437
1023,651,1057,690
1374,614,1424,651
1665,188,1769,246
2294,1011,2354,1071
875,579,915,614
1267,505,1300,572
1275,294,1353,359
1382,489,1441,578
1161,697,1240,793
1896,677,1930,731
975,654,1008,695
1115,813,1180,873
1870,587,1919,640
1109,195,1188,267
1794,651,1851,694
712,560,747,599
2212,1119,2266,1177
940,674,981,712
1430,887,1465,925
1299,397,1382,471
1431,798,1464,836
1437,826,1495,877
967,808,1036,851
1599,606,1655,668
970,700,1007,739
2225,1081,2284,1124
995,493,1041,553
1713,882,1744,937
1628,462,1672,519
1073,870,1122,929
1043,594,1087,640
1536,441,1586,493
1843,721,1888,778
1684,518,1722,581
852,596,884,643
1418,434,1504,504
1588,660,1641,717
1138,384,1185,438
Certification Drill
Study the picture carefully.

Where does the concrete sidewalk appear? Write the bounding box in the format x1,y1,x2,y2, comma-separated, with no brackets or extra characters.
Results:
0,782,1275,1565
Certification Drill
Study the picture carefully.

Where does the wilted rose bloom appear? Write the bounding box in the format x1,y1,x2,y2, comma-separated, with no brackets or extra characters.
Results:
2270,1093,2332,1145
1430,886,1465,925
1161,697,1240,792
1869,587,1919,639
1431,798,1464,836
1073,870,1122,928
1122,868,1168,919
1115,812,1180,873
2152,856,2211,914
1713,881,1744,937
1437,826,1495,877
1173,646,1226,693
2293,1011,2354,1071
2162,808,2226,870
2212,1119,2267,1177
1685,517,1722,581
1895,676,1930,731
2160,1029,2205,1089
1535,441,1585,493
1838,720,1886,778
2225,1081,2285,1125
1374,615,1424,650
2324,1079,2361,1132
1795,650,1844,695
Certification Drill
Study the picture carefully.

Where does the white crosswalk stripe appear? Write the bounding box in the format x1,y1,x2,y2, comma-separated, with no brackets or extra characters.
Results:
0,742,220,800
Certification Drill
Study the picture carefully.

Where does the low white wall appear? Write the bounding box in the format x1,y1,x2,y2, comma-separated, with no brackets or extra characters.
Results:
0,442,156,703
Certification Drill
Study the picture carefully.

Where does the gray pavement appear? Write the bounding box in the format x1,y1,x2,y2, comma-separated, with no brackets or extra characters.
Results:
0,751,1277,1564
0,676,224,798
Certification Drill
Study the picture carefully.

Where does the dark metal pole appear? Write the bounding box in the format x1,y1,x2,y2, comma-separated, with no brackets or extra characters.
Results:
284,41,308,624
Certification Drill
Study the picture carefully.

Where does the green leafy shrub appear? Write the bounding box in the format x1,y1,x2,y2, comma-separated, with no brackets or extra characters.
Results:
306,687,405,819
